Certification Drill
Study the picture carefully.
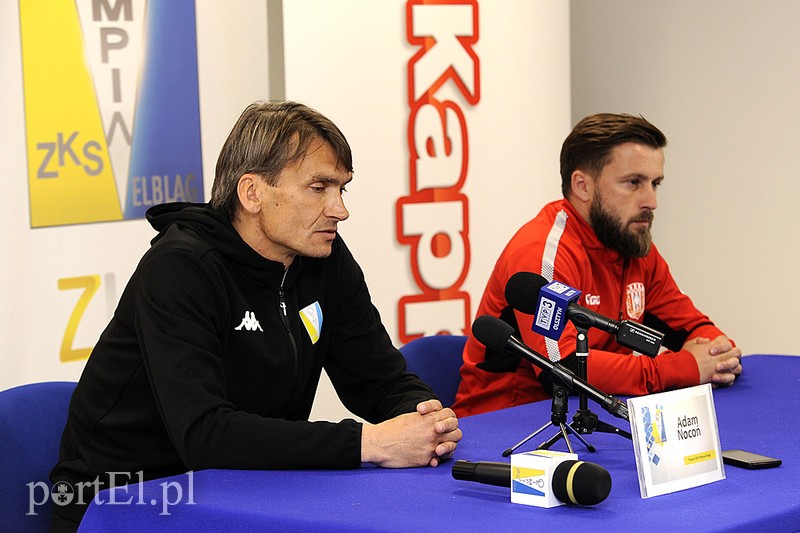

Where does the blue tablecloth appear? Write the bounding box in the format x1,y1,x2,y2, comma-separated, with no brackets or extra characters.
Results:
78,354,800,532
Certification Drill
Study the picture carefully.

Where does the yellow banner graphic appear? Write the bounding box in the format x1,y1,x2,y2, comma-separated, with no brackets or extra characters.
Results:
20,0,122,227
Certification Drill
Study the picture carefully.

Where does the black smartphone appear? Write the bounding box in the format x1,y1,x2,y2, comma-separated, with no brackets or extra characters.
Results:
722,449,782,469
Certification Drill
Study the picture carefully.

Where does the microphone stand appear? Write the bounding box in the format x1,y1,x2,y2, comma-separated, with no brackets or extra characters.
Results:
538,327,631,451
502,383,594,456
501,327,631,457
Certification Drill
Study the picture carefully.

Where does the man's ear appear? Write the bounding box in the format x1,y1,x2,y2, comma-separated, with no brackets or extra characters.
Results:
571,170,593,203
237,174,262,214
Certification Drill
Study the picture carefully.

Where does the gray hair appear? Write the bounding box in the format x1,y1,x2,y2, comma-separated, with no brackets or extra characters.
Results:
210,100,353,220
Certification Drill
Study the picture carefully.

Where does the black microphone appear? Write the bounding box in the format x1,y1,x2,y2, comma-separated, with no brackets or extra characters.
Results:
505,271,664,357
452,459,612,506
472,315,629,421
452,459,509,487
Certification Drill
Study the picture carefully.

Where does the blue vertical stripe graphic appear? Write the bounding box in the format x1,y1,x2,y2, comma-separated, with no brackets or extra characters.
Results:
125,0,203,218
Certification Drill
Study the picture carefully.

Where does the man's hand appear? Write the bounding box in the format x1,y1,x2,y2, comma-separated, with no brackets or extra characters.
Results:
683,335,742,386
361,399,462,468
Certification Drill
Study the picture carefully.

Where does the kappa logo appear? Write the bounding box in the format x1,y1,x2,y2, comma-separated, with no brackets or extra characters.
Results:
235,311,263,332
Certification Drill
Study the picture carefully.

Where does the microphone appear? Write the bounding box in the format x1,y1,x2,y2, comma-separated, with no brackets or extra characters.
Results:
505,271,664,357
472,315,629,421
452,459,509,487
452,459,612,506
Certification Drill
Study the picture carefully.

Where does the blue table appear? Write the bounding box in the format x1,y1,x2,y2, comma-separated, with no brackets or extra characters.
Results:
78,355,800,532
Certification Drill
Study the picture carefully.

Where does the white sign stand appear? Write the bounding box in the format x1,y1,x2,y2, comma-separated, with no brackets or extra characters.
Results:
627,384,726,498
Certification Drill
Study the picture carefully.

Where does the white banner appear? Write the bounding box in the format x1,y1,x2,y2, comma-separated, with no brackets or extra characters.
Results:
0,0,270,388
284,0,569,345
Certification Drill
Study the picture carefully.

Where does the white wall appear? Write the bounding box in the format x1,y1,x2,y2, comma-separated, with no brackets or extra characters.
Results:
570,0,800,356
7,0,785,424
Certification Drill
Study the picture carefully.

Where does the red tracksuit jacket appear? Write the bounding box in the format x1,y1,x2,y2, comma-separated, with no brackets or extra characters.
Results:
453,199,729,416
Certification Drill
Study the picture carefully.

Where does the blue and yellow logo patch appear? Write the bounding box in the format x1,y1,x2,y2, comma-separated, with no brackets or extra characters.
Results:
299,302,323,344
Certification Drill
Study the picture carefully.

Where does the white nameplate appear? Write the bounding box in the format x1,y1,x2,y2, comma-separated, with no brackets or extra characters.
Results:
627,384,725,498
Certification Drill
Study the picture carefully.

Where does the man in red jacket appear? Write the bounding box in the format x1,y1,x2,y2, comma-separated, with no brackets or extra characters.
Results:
453,113,742,417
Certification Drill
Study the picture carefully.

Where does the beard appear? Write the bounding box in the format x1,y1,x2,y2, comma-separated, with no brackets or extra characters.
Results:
589,192,654,258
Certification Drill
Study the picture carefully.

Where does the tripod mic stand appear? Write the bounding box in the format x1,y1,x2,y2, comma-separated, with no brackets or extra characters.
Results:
470,314,631,457
538,327,631,451
501,327,631,456
502,383,594,456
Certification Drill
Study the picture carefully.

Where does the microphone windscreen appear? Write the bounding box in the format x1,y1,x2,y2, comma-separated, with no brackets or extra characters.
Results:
505,272,548,314
472,315,514,352
551,460,612,506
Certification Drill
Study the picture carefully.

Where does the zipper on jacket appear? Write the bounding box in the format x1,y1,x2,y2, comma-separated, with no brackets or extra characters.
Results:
279,269,299,362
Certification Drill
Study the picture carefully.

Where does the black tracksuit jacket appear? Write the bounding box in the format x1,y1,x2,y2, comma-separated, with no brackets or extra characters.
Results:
51,203,435,523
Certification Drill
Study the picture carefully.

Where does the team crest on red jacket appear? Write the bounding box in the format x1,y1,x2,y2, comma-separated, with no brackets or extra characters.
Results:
626,282,646,320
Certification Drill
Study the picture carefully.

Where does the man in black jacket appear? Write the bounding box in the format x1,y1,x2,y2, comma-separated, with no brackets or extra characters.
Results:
51,100,462,531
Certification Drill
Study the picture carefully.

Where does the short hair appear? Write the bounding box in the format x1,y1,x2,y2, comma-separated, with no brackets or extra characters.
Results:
559,113,667,198
210,100,353,220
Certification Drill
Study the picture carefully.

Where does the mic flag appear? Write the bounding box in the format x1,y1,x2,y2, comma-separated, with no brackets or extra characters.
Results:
531,280,581,341
452,455,612,507
505,271,664,356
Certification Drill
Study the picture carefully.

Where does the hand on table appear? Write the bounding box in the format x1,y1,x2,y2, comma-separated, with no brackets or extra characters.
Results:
361,399,462,468
683,335,742,386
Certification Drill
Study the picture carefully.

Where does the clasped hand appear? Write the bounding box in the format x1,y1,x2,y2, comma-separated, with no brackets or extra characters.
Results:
361,399,462,468
684,335,742,386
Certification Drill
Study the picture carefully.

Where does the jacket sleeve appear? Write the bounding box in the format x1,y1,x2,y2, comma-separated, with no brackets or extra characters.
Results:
135,248,363,471
643,245,729,346
321,239,437,423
